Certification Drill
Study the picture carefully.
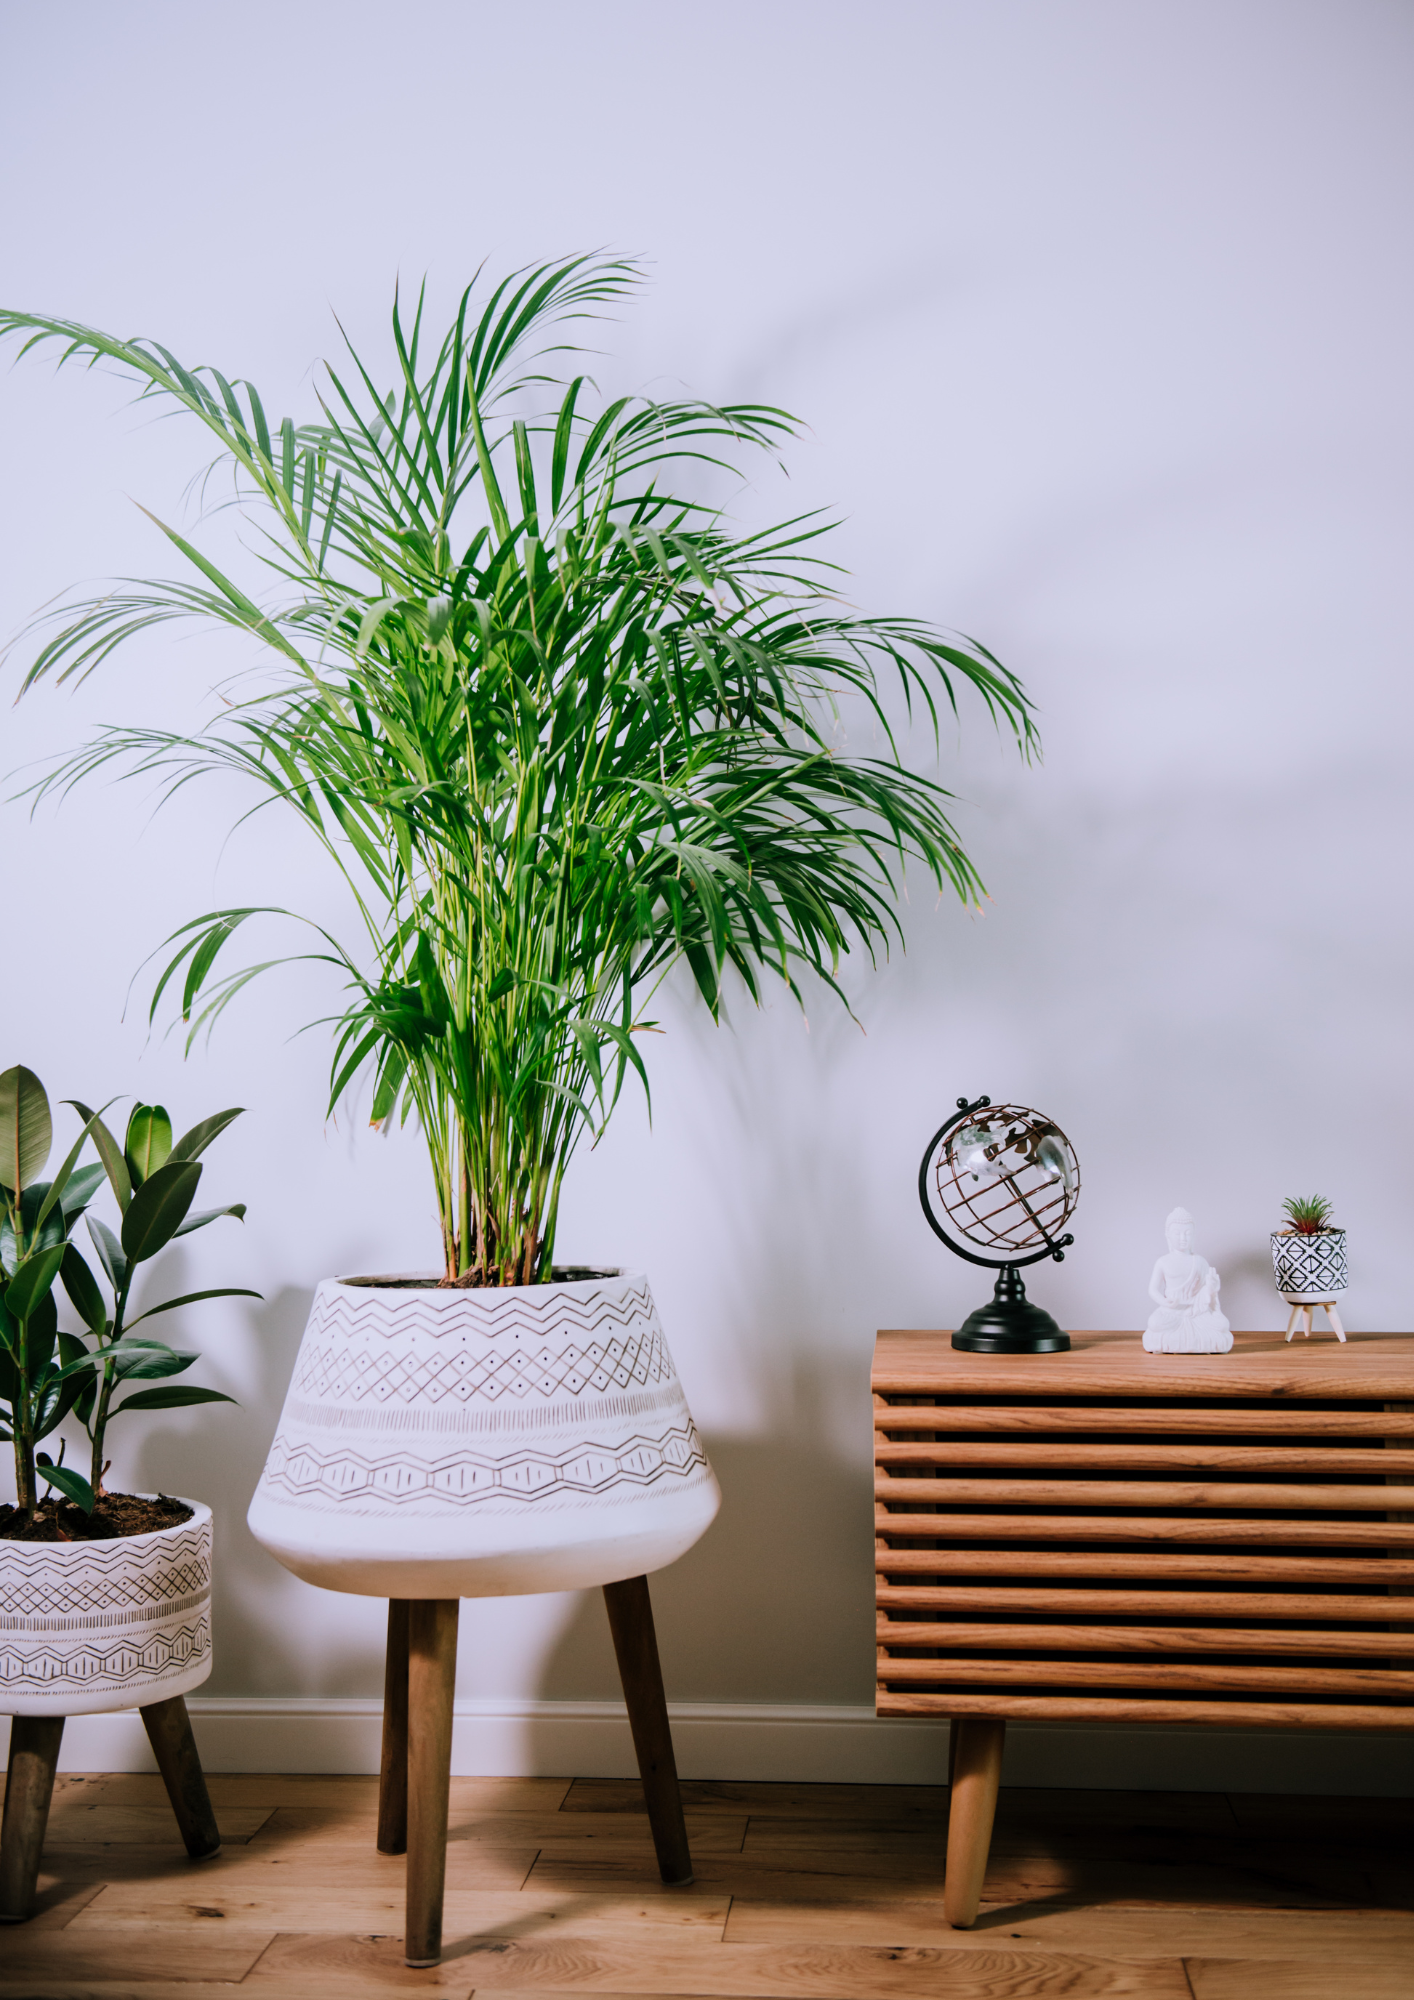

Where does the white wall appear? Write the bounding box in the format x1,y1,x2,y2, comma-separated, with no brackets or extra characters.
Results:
3,1,1413,1778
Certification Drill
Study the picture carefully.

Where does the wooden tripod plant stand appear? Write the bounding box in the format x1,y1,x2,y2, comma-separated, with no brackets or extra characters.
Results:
1,1695,220,1923
379,1575,693,1968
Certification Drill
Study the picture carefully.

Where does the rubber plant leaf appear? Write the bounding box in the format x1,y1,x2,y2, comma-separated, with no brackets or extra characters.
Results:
0,1065,52,1192
120,1159,202,1263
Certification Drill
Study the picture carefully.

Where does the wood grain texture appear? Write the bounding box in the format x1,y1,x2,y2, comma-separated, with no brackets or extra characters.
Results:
377,1598,409,1855
1187,1961,1414,2000
876,1549,1414,1583
406,1596,459,1966
10,1768,1411,1990
41,1803,272,1846
601,1574,694,1886
877,1619,1414,1657
725,1900,1414,1954
875,1403,1414,1437
872,1328,1414,1399
877,1688,1414,1726
876,1440,1414,1474
878,1656,1414,1695
876,1476,1414,1511
452,1939,1194,1995
876,1584,1414,1620
137,1696,220,1862
875,1510,1414,1546
943,1717,1005,1928
0,1715,64,1923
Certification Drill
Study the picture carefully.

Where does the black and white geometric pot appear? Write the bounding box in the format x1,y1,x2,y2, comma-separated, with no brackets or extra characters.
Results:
1270,1228,1348,1303
247,1269,721,1599
0,1498,212,1717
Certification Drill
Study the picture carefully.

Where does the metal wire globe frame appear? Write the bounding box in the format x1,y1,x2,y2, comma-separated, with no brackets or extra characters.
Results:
918,1095,1078,1353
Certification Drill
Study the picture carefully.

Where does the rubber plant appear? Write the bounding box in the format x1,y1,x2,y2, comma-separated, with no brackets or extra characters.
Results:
1,256,1037,1285
0,1065,256,1521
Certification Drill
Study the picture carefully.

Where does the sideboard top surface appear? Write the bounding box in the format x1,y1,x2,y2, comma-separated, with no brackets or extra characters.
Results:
873,1329,1414,1400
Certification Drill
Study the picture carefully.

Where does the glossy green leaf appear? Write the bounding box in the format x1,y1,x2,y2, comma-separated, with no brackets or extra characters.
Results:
168,1106,244,1163
120,1159,202,1263
34,1103,108,1233
59,1162,107,1216
0,1066,51,1192
124,1104,172,1186
111,1340,197,1379
4,1241,67,1320
36,1457,95,1514
87,1215,128,1292
68,1102,132,1213
113,1383,237,1413
124,1286,261,1332
172,1202,247,1237
60,1243,108,1335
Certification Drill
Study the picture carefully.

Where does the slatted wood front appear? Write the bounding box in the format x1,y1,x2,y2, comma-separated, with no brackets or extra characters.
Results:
874,1330,1414,1730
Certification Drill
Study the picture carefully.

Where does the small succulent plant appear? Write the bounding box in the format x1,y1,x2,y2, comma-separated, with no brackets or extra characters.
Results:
1281,1195,1336,1235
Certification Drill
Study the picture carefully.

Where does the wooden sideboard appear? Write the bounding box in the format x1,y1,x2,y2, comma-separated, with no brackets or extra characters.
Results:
872,1328,1414,1925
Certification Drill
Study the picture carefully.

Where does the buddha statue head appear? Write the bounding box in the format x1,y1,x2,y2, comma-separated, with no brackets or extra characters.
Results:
1165,1207,1194,1253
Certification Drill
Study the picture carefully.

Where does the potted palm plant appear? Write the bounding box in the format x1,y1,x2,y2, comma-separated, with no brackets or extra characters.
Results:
1,1065,254,1920
1,257,1035,1958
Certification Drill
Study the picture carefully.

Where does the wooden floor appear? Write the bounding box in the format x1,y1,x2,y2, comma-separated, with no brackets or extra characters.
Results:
3,1772,1412,1998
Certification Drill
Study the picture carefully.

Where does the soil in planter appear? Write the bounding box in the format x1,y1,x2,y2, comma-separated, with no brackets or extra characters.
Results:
0,1491,194,1543
346,1265,621,1289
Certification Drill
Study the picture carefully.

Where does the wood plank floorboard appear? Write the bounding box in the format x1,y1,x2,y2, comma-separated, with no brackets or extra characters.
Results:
1187,1961,1414,2000
2,1773,1408,1996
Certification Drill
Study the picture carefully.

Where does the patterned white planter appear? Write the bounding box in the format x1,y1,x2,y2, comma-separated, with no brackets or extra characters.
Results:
1271,1228,1348,1302
247,1271,721,1599
1,1498,212,1718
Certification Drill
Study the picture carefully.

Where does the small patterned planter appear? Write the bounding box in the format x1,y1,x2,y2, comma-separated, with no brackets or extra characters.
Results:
247,1270,721,1599
0,1498,212,1718
1271,1228,1348,1303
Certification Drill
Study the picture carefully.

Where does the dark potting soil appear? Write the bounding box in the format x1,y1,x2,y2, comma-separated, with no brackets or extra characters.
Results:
345,1266,621,1289
0,1491,194,1543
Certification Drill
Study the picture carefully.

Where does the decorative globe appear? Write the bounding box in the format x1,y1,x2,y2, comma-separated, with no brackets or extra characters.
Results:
918,1096,1081,1354
933,1103,1081,1257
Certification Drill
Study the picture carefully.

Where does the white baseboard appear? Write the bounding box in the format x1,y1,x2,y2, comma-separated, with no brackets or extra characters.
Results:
7,1698,1413,1795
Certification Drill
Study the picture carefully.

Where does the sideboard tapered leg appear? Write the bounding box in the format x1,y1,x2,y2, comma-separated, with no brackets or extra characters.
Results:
139,1696,220,1860
943,1718,1005,1928
405,1599,458,1967
0,1716,65,1922
378,1600,410,1855
603,1574,693,1886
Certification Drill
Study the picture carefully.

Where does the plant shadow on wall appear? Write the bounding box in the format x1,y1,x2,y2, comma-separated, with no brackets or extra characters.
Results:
534,1352,875,1712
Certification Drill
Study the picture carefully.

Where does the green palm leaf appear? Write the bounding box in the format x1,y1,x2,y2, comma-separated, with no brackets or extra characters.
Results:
2,256,1036,1284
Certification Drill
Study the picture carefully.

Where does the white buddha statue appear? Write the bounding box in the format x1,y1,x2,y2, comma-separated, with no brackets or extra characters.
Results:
1144,1207,1233,1353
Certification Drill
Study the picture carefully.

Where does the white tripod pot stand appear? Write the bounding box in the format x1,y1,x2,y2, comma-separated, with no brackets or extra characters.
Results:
248,1269,720,1966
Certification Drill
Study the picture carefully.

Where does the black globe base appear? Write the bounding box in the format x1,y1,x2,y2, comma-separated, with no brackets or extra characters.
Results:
951,1265,1070,1353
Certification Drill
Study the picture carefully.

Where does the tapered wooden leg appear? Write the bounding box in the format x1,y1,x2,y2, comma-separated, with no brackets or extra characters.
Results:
1327,1302,1347,1341
139,1696,220,1860
405,1599,458,1968
0,1716,65,1922
378,1600,410,1855
942,1717,1005,1929
602,1574,693,1886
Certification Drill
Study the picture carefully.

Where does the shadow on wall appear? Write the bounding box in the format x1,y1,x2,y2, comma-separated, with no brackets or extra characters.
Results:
529,1416,877,1722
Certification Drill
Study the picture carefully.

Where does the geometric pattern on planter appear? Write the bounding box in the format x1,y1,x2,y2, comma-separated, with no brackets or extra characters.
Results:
0,1531,211,1621
261,1421,711,1509
1271,1229,1348,1296
294,1324,670,1407
1,1617,210,1690
0,1503,214,1714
